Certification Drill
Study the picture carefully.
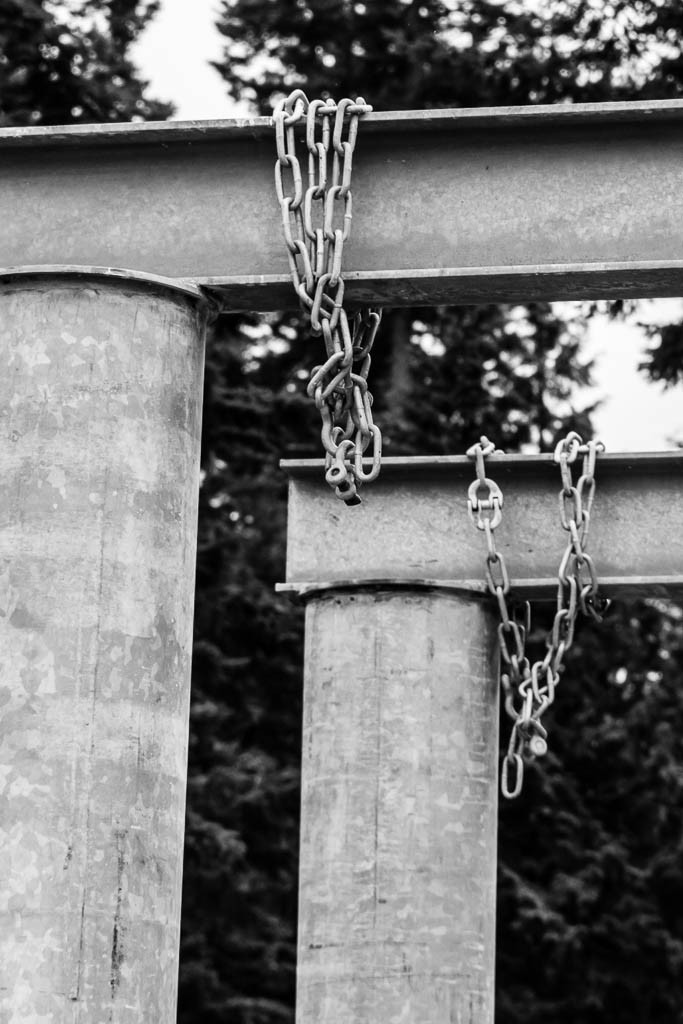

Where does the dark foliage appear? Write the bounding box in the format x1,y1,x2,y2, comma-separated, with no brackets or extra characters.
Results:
0,0,171,126
180,317,312,1021
641,320,683,387
498,597,683,1024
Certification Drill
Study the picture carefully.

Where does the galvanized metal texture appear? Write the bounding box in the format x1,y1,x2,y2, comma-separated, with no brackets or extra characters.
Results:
5,101,683,307
298,590,498,1024
281,452,683,598
0,275,206,1021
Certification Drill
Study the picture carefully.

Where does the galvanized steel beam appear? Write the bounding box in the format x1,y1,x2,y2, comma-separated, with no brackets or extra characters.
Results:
5,100,683,308
281,452,683,599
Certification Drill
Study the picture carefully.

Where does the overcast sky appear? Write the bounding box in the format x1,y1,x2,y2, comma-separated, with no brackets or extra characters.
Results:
132,2,683,452
133,0,238,120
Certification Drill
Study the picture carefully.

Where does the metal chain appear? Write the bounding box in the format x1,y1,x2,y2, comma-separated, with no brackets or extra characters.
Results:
467,432,610,798
273,89,382,505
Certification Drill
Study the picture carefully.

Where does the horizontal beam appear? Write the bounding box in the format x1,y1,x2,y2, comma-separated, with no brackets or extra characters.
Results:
5,100,683,308
280,452,683,599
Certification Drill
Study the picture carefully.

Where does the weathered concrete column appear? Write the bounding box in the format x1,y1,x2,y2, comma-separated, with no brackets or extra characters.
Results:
296,587,499,1024
0,270,207,1022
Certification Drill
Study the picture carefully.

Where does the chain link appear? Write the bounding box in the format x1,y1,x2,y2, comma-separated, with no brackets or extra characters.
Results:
467,433,610,799
273,90,382,505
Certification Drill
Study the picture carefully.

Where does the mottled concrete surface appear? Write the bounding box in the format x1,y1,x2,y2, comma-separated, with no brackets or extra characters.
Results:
0,278,207,1022
298,590,499,1024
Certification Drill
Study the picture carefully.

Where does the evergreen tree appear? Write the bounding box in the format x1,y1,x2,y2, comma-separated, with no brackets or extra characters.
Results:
180,2,683,1022
180,316,311,1023
0,0,171,126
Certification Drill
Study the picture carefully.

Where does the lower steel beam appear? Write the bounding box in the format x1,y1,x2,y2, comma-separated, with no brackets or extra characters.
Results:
281,452,683,600
5,100,683,307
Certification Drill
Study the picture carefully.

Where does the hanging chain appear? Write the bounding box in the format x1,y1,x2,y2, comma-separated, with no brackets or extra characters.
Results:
467,432,610,798
273,89,382,506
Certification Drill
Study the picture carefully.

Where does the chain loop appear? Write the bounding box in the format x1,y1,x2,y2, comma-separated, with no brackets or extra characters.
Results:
467,433,610,798
274,91,382,504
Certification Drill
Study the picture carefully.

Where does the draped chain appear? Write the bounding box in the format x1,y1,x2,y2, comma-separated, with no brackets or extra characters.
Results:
467,433,610,797
273,90,382,505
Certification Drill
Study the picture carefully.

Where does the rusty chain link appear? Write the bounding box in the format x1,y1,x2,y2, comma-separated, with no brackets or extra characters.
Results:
273,90,382,505
467,432,610,798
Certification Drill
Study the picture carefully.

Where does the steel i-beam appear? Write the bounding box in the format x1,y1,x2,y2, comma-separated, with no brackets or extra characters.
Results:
281,452,683,600
4,100,683,308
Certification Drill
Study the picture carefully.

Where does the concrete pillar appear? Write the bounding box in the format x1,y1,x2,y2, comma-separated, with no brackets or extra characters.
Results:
296,587,499,1024
0,270,208,1022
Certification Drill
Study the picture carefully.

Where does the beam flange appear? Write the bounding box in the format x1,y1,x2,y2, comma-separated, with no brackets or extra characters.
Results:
5,100,683,307
281,452,683,599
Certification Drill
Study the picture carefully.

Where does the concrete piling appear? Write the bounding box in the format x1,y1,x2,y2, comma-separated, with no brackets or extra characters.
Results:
296,588,499,1024
0,271,207,1022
